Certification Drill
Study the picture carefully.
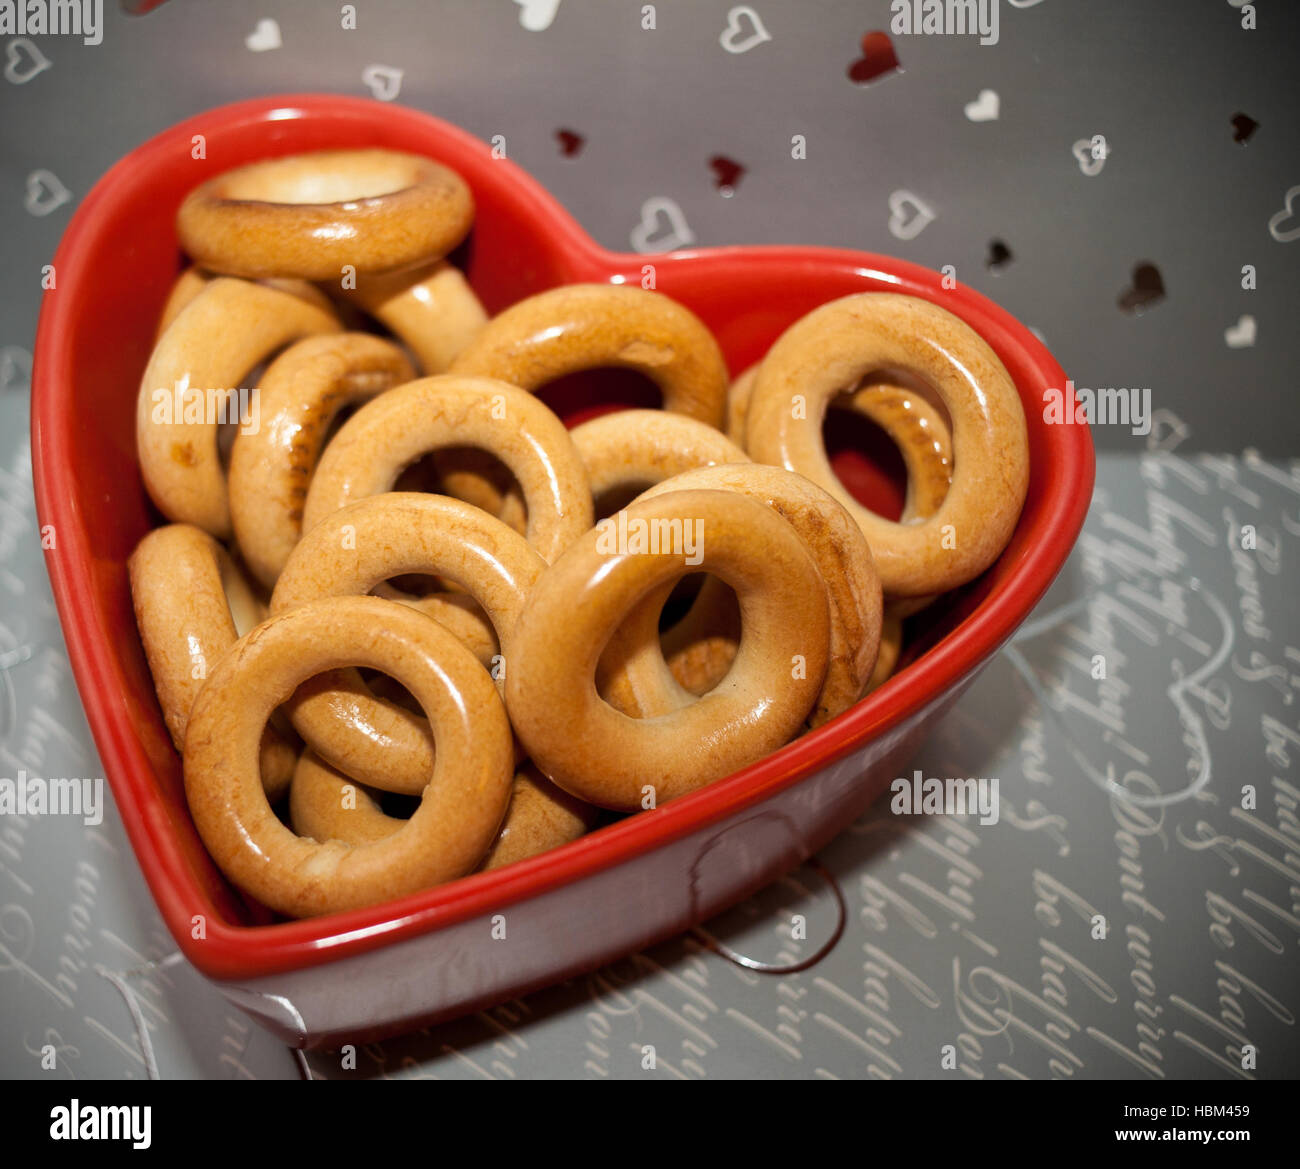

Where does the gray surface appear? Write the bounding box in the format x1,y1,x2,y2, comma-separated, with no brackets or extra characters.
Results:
1,449,1297,1079
2,0,1299,1079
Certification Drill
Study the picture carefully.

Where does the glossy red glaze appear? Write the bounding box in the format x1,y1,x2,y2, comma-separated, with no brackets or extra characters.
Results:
32,96,1092,1037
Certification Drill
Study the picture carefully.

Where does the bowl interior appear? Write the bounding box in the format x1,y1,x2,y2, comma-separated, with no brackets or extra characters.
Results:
33,96,1091,969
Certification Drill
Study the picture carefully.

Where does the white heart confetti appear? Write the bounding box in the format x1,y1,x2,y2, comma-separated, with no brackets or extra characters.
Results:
963,89,999,122
887,189,935,241
24,169,71,217
514,0,561,31
719,6,771,54
361,64,404,102
3,38,51,85
630,197,695,254
1224,315,1257,348
245,19,281,53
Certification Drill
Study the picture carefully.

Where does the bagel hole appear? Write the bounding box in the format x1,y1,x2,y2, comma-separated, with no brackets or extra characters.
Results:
270,789,294,830
445,235,473,273
659,572,708,630
379,448,527,595
535,369,662,429
402,446,525,524
379,577,451,600
375,789,421,820
218,548,268,638
659,573,741,698
377,574,443,599
419,445,524,519
359,668,426,716
218,155,422,205
593,480,658,521
216,357,273,472
320,398,364,452
857,367,950,424
217,418,238,469
362,593,500,667
823,403,908,522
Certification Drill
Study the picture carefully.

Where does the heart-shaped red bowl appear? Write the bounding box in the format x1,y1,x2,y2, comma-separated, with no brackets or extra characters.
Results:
32,95,1092,1046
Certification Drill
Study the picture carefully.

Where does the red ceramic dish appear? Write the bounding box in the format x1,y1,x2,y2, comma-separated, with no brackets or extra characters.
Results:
32,94,1092,1046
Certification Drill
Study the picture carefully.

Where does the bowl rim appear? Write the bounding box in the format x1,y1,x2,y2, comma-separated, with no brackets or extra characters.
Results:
31,93,1094,982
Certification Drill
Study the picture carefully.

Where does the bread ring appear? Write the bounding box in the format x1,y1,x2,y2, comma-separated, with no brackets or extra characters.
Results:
730,361,951,629
844,382,953,619
727,369,956,698
289,750,397,846
343,259,487,374
136,277,341,540
725,363,759,446
270,493,546,794
836,378,958,619
613,396,923,703
302,375,592,564
227,332,415,589
566,409,749,694
745,293,1027,596
569,408,749,514
658,581,742,696
505,490,831,810
155,266,212,339
481,766,601,871
390,451,528,591
155,265,335,340
729,361,954,522
128,524,296,800
289,752,597,871
176,149,474,281
865,606,905,694
840,382,953,523
425,447,529,535
184,596,513,918
403,592,499,667
607,465,882,727
450,284,729,428
565,407,747,702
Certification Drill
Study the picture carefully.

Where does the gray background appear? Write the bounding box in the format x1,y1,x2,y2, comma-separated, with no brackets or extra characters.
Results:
1,0,1298,1080
4,0,1299,450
